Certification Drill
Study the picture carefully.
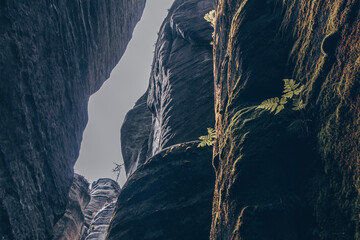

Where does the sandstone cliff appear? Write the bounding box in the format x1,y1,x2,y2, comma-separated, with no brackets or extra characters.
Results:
121,0,215,175
107,0,216,239
85,201,117,240
113,0,360,239
0,1,145,239
211,0,360,239
50,176,119,240
80,178,120,240
1,0,360,239
53,174,90,240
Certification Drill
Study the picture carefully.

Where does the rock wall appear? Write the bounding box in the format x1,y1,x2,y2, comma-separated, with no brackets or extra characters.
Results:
108,0,216,239
80,178,120,240
146,0,215,158
211,0,360,239
121,0,215,175
2,0,359,239
0,0,145,239
121,92,152,176
50,176,119,240
53,174,90,240
85,201,117,240
107,143,215,240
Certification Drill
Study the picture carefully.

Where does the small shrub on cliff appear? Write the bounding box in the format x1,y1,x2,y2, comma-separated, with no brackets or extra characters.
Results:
257,79,306,114
198,128,216,147
112,163,124,182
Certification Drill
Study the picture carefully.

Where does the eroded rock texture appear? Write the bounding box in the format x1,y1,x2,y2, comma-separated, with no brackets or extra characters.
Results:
53,174,90,240
80,178,120,240
0,1,145,239
107,143,215,240
146,0,215,157
121,0,215,176
51,176,119,240
109,0,216,239
121,92,152,176
211,0,360,239
85,201,116,240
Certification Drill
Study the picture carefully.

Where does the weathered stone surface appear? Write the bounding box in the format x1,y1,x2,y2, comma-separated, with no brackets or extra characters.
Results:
121,0,215,176
146,0,215,158
80,178,120,240
0,0,145,239
121,92,152,176
107,143,215,240
52,176,119,240
85,201,116,240
112,1,216,239
211,0,360,239
53,174,90,240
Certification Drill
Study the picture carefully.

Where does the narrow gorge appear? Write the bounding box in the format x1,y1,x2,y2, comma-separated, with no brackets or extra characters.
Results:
1,0,359,240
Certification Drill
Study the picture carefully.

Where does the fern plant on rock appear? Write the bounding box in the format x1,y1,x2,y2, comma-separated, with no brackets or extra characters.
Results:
257,79,306,115
198,128,216,147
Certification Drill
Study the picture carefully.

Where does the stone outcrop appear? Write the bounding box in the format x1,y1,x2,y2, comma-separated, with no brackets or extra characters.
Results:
53,174,90,240
80,178,120,240
85,201,117,240
145,0,215,158
211,0,360,239
121,92,152,176
107,143,215,240
0,0,145,239
121,0,215,175
50,176,119,240
108,0,216,239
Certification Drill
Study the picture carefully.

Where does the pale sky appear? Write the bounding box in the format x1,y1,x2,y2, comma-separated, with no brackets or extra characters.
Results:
75,1,174,186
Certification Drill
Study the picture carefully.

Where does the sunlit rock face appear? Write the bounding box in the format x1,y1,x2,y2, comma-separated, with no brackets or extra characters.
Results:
211,0,360,239
53,174,90,240
0,0,145,239
80,178,120,240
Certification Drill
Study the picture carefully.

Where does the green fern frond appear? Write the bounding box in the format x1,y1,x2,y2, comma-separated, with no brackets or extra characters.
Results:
282,79,303,99
257,79,306,115
198,141,208,147
275,104,285,114
207,128,215,137
279,97,288,105
292,98,307,111
257,97,280,113
198,128,216,147
293,85,304,95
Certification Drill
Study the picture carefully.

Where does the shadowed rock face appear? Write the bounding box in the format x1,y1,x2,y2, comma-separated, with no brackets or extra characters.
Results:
109,0,216,239
121,92,152,176
80,178,120,240
121,0,215,176
146,0,215,158
211,0,360,239
107,143,215,240
0,0,145,239
53,174,90,240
